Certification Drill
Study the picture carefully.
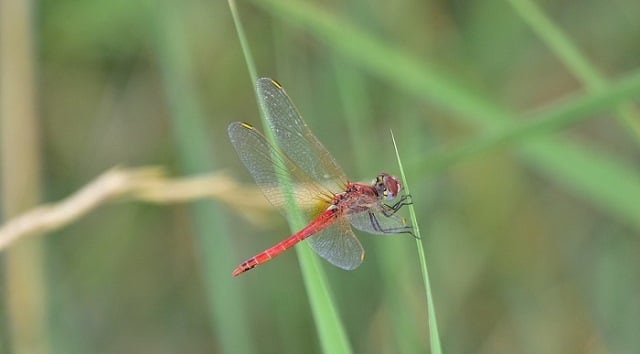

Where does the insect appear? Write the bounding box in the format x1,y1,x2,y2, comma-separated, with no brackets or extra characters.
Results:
228,78,412,276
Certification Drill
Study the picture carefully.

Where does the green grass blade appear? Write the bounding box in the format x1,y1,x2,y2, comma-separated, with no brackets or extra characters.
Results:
229,2,353,353
153,2,254,353
521,138,640,230
250,0,639,145
391,131,442,354
507,0,640,139
507,0,604,88
418,70,640,172
228,0,257,84
412,70,640,230
252,0,508,126
296,245,354,354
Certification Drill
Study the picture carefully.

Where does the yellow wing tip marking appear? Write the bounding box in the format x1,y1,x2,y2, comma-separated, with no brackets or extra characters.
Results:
360,251,365,262
240,122,256,130
271,79,283,89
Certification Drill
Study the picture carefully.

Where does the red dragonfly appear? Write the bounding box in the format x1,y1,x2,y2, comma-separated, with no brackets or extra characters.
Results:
228,78,412,277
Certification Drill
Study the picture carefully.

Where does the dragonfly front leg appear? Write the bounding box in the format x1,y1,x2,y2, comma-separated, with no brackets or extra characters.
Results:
381,194,413,217
367,211,415,236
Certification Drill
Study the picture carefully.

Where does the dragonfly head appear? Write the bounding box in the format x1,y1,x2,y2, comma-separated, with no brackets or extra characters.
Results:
373,173,402,201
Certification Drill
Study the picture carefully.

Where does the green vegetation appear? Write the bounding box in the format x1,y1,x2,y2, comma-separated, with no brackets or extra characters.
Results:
2,0,639,353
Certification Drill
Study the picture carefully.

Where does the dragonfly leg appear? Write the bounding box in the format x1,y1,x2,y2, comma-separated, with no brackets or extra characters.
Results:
381,194,413,217
368,211,415,237
392,194,413,211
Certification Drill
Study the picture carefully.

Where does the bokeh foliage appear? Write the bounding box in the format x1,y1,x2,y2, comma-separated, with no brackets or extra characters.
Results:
1,0,639,353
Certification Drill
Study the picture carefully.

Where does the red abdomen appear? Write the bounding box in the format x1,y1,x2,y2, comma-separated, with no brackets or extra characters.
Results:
232,209,337,276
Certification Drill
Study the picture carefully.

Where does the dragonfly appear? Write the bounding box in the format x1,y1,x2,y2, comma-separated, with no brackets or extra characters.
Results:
228,78,413,277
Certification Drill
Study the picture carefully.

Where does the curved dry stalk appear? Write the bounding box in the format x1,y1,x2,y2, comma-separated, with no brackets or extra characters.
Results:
0,166,273,251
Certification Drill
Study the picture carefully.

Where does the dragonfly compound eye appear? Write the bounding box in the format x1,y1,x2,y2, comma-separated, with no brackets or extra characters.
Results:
374,173,400,201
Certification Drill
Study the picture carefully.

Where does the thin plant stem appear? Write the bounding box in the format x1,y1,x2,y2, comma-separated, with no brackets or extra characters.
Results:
392,131,442,354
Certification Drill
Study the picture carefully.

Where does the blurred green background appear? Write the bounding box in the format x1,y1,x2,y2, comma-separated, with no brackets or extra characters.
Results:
1,0,639,353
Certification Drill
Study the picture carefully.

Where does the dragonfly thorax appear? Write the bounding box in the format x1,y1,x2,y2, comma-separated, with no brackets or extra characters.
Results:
373,173,402,201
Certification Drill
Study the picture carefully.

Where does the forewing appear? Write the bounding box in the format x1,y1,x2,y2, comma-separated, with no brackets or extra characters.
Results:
306,217,364,270
228,122,333,219
256,78,347,194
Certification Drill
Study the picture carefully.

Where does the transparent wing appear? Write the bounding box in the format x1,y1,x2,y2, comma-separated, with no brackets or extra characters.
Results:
306,217,365,270
228,122,334,219
347,207,413,236
256,78,348,194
